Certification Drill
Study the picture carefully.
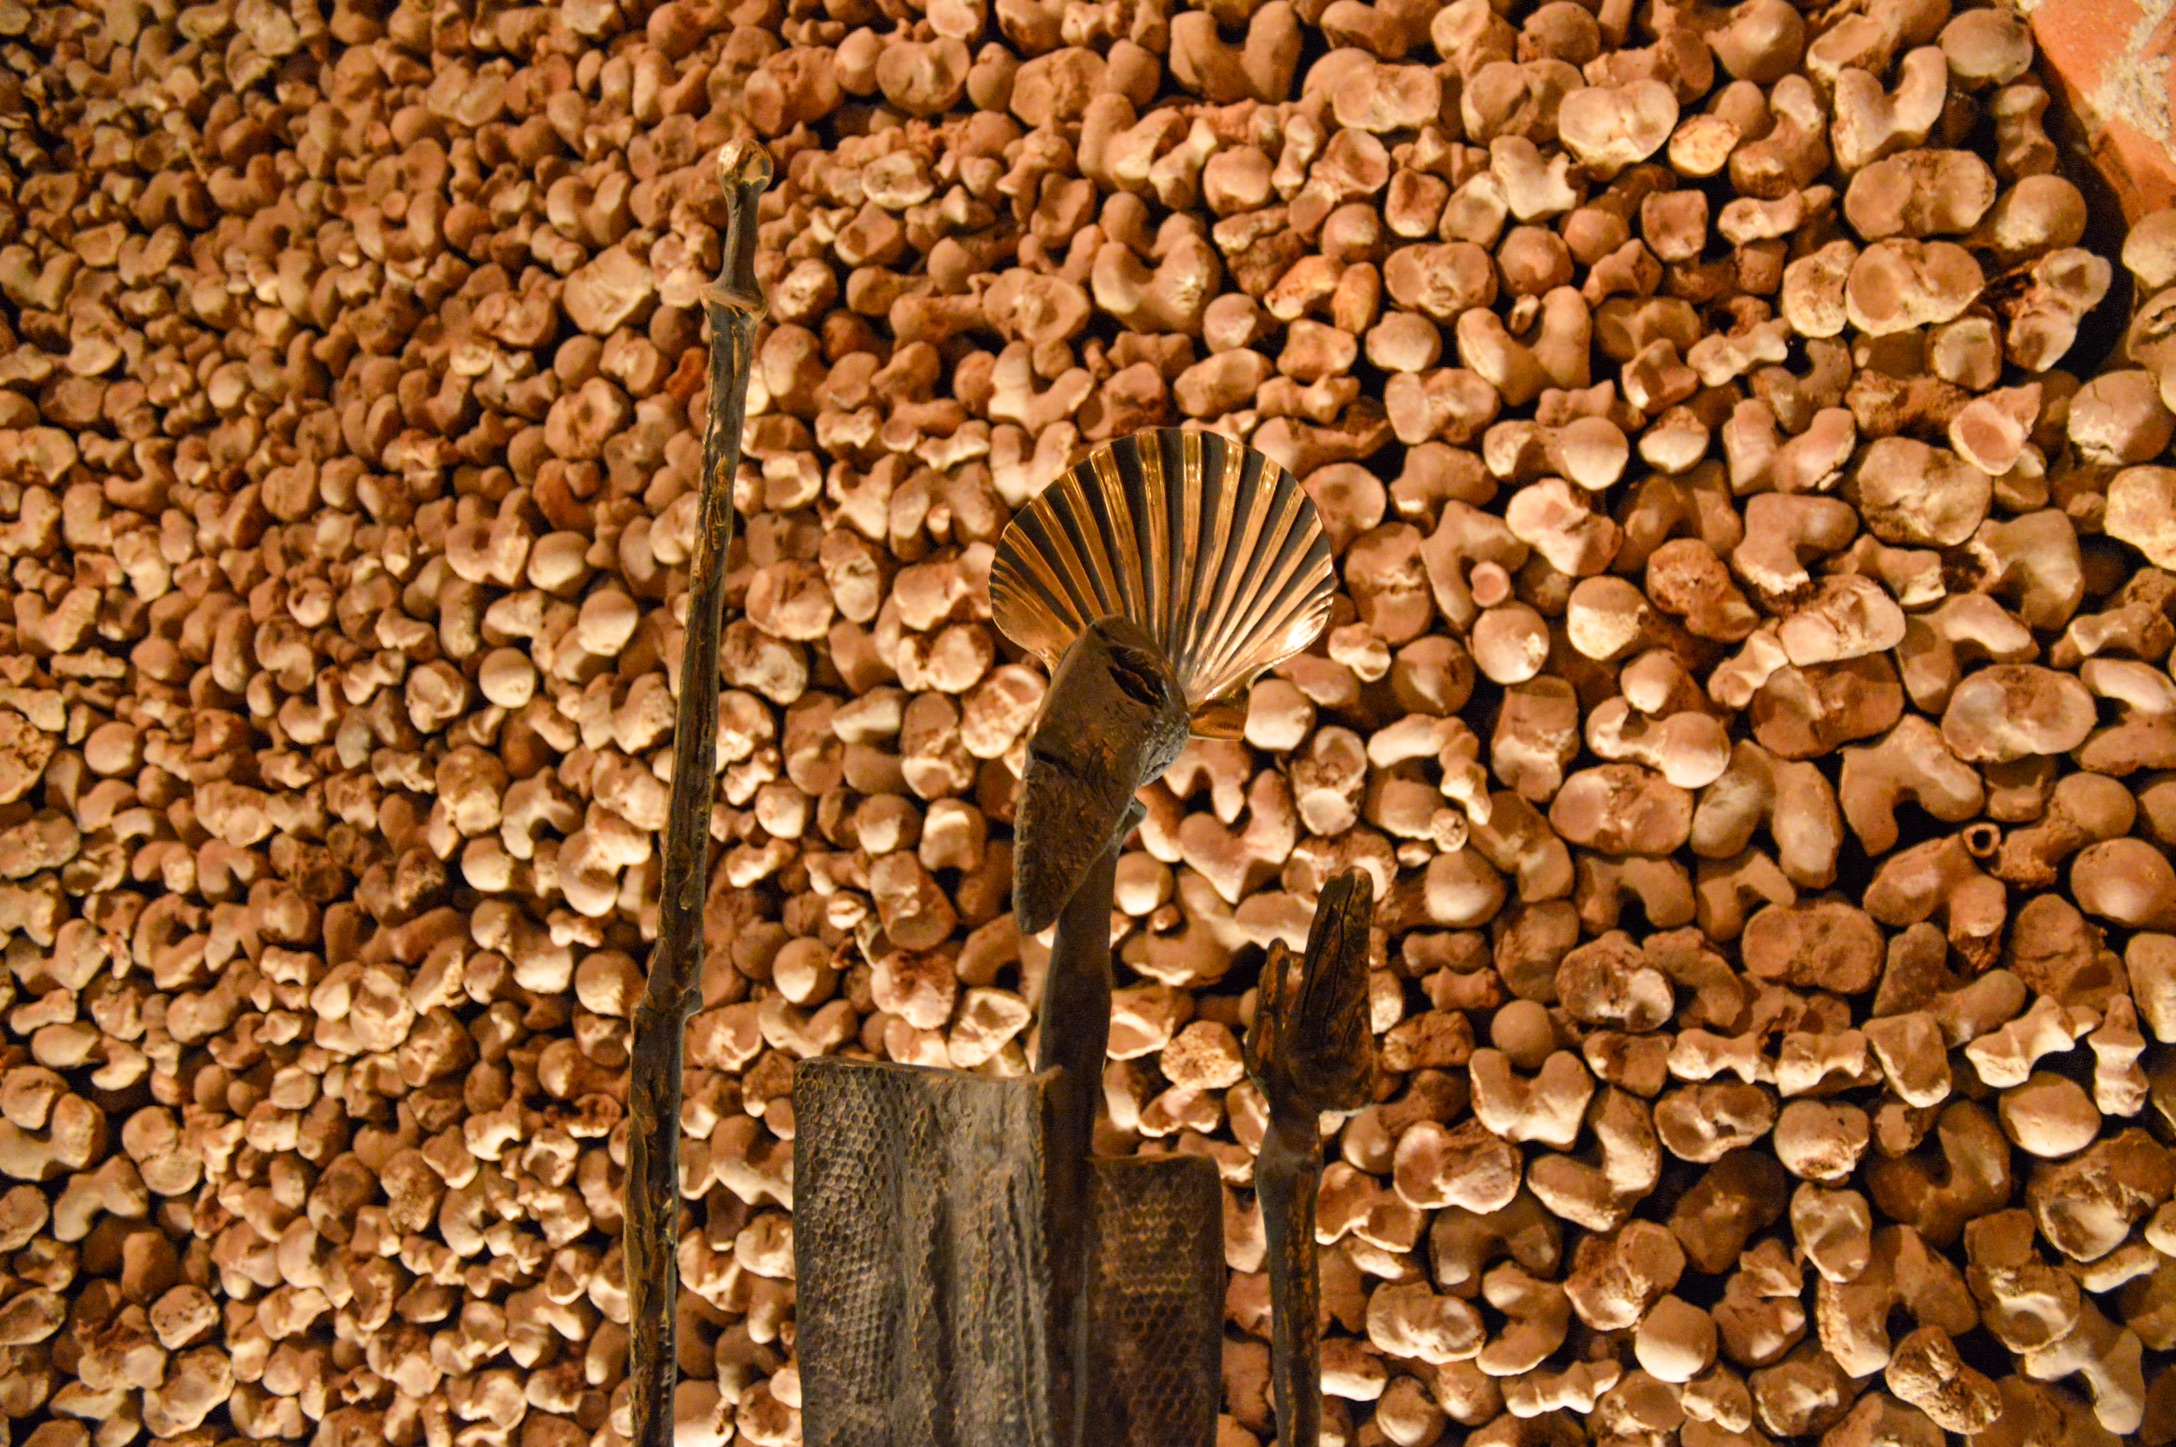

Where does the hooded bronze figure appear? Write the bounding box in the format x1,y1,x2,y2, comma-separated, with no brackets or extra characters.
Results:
1010,615,1191,937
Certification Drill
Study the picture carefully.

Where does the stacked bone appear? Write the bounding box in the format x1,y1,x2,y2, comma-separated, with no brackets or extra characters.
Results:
6,0,2176,1445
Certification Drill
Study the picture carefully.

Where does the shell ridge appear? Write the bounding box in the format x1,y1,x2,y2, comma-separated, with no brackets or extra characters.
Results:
1051,470,1127,626
1161,429,1205,674
1199,575,1333,703
1088,444,1150,631
1200,438,1298,694
1196,577,1314,703
1017,499,1109,652
1159,431,1192,660
1161,432,1210,678
1173,431,1229,681
1192,460,1293,687
989,522,1086,667
1239,506,1323,646
1135,434,1175,660
1186,440,1266,697
1121,436,1159,636
1091,448,1150,630
1196,513,1333,698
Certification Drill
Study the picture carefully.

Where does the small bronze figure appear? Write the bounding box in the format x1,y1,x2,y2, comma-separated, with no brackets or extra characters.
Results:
626,138,769,1447
1245,869,1379,1447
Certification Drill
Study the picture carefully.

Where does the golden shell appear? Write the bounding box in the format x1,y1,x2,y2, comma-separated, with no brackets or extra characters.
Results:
989,428,1336,738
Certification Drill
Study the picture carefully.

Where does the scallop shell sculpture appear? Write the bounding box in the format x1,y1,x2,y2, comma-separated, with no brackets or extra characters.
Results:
990,428,1337,738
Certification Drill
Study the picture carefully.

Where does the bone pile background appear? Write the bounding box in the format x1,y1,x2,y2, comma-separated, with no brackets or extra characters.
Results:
6,0,2176,1444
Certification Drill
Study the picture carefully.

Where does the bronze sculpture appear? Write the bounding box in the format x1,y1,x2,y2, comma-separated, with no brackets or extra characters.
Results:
629,141,1379,1447
795,428,1374,1447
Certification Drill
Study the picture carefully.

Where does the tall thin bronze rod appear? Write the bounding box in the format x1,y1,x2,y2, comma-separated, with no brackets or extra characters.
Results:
628,138,770,1447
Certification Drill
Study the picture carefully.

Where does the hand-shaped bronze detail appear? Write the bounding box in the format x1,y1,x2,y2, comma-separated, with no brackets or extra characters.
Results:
1245,870,1377,1447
